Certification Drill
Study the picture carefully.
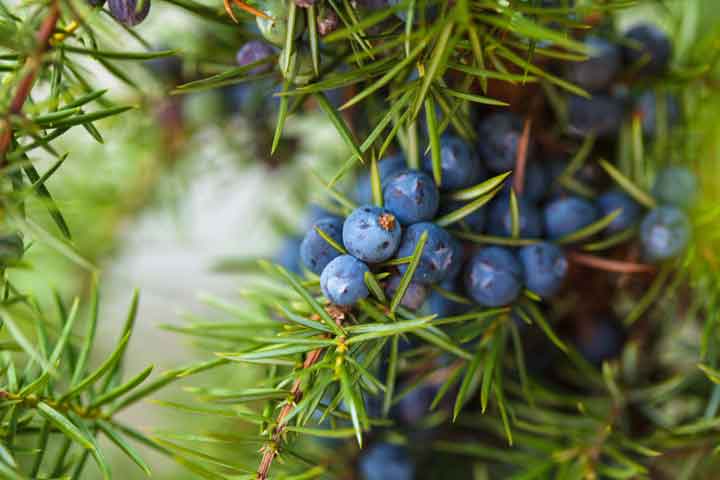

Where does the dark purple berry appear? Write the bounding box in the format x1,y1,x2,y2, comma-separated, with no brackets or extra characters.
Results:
566,36,620,92
623,24,672,75
359,442,415,480
422,135,485,191
108,0,151,26
517,242,568,298
575,317,625,365
385,275,428,310
477,112,533,173
236,41,275,75
567,94,625,138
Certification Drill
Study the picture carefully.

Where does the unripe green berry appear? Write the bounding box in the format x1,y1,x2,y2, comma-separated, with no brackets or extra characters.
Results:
0,233,24,265
256,0,306,46
279,47,316,85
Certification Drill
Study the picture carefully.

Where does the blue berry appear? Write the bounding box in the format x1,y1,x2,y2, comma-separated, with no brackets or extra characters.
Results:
640,206,691,261
544,196,599,240
383,170,440,225
504,160,550,203
566,36,621,92
652,166,697,210
320,255,370,306
385,275,428,310
392,383,438,425
465,247,524,307
275,236,303,274
623,24,671,75
488,194,543,239
355,154,406,204
422,279,470,317
300,217,344,275
343,206,402,263
567,94,624,138
108,0,151,26
635,91,681,136
236,41,275,75
597,189,643,234
257,0,306,46
477,112,531,173
396,223,460,284
576,318,624,365
517,243,568,298
145,48,182,85
422,135,485,191
359,442,415,480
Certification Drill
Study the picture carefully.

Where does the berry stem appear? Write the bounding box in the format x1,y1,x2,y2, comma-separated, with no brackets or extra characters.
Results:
0,0,60,166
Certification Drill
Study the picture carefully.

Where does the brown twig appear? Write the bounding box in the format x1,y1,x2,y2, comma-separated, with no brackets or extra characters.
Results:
0,0,60,166
256,347,324,480
513,117,532,195
569,252,656,274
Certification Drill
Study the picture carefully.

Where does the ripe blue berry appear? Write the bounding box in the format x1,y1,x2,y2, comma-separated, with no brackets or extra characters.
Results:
108,0,151,26
275,236,303,274
355,154,406,204
477,112,531,173
385,275,428,310
383,170,440,225
320,255,370,306
236,41,275,75
396,223,460,284
544,196,599,240
343,206,402,263
517,242,568,298
567,94,624,138
465,247,524,307
422,279,469,317
623,24,671,75
422,135,485,191
566,36,621,92
256,0,306,46
635,91,681,136
300,217,344,274
597,189,643,234
488,194,543,239
504,160,550,203
652,166,697,210
640,206,691,261
359,442,415,480
576,318,625,365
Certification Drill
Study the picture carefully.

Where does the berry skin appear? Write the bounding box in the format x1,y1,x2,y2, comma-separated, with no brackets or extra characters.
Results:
597,189,643,234
640,206,691,261
320,255,370,306
477,112,532,173
300,217,344,275
358,442,415,480
544,196,600,240
236,41,275,75
355,154,406,204
517,242,568,298
422,135,485,191
257,0,306,46
385,275,429,310
652,166,697,210
566,36,621,92
422,279,470,317
396,223,460,284
465,247,524,307
504,160,550,203
275,236,303,274
0,233,23,265
575,318,625,366
567,94,624,138
635,91,681,136
488,194,544,239
383,170,440,225
622,24,672,75
108,0,151,26
343,205,402,263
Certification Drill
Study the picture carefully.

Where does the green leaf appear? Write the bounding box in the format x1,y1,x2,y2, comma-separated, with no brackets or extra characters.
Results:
61,333,131,401
454,350,483,420
71,276,99,385
22,157,72,240
364,271,386,303
36,402,95,451
390,230,428,313
0,308,51,372
314,225,347,254
370,155,383,207
346,316,434,344
90,365,154,409
97,421,151,476
555,209,621,245
449,171,512,201
425,97,442,187
315,92,364,164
